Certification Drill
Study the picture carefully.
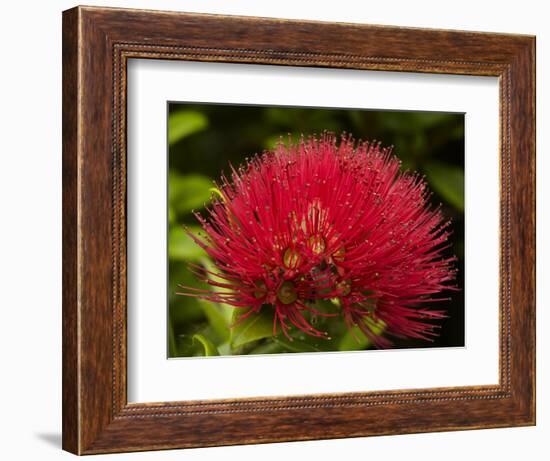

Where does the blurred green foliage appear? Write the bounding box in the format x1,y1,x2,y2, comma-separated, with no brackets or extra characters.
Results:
167,104,465,358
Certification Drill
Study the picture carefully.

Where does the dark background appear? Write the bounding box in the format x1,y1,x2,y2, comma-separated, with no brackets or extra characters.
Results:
168,102,465,357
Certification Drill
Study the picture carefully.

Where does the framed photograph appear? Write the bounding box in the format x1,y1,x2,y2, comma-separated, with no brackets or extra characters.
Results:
62,5,535,455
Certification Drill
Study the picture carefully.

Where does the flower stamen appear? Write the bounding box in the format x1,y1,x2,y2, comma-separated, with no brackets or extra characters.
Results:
283,247,302,269
277,281,298,305
308,234,326,255
333,246,346,263
336,279,352,296
253,280,267,299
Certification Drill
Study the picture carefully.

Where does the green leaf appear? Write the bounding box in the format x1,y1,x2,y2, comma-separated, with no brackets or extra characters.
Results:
216,341,232,356
423,161,465,211
168,226,206,261
338,327,372,351
168,205,176,225
272,336,327,353
168,110,208,145
230,307,275,349
199,257,234,324
198,300,230,342
381,112,452,133
168,173,213,215
411,112,454,129
169,295,204,326
192,334,220,356
338,318,385,351
168,318,178,357
209,187,225,202
248,340,286,355
263,133,302,150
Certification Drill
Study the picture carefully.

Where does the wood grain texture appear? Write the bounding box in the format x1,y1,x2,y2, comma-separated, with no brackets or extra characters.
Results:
62,7,80,454
62,5,536,455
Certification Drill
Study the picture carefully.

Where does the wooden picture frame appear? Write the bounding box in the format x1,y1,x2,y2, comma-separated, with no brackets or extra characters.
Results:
62,5,535,455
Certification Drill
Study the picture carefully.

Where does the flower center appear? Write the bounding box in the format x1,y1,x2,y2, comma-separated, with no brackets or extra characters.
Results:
283,247,302,269
253,280,267,299
333,246,346,262
357,298,377,314
336,279,352,296
277,281,298,304
308,234,326,255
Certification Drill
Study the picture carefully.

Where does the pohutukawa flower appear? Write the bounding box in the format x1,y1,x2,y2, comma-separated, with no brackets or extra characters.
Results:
179,134,457,347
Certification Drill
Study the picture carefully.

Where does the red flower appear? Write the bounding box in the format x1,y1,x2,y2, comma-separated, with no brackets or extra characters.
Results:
180,134,457,347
